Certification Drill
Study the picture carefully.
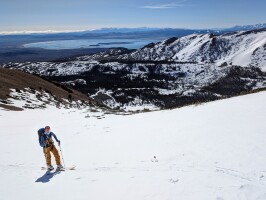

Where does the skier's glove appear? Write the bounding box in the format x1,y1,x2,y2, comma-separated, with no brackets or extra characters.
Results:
58,140,61,146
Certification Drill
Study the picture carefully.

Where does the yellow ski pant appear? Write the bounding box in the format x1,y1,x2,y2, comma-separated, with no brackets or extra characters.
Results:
43,145,61,166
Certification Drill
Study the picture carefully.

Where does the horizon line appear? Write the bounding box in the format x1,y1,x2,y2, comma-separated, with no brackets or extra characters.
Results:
0,23,265,35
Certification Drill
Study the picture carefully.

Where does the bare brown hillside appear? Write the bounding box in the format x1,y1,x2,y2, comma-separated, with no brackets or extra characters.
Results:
0,68,95,110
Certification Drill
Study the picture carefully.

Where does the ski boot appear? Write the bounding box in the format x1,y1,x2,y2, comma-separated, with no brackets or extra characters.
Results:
47,165,54,171
56,164,64,171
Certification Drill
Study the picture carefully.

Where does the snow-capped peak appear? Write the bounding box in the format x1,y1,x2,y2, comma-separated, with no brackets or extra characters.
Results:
120,29,266,71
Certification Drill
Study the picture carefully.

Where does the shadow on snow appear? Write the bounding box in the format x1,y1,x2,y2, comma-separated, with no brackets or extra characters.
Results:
35,170,61,183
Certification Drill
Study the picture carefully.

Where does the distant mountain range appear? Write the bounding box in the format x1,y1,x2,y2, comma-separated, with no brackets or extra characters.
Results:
222,23,266,32
1,23,266,36
85,23,266,34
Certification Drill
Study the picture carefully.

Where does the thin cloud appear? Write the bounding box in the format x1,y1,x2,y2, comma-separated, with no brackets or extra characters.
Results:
141,0,187,9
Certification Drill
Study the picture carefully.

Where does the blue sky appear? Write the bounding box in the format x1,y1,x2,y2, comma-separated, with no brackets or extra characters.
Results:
1,0,266,32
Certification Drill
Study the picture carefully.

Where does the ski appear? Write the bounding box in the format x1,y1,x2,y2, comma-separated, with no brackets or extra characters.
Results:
41,165,76,171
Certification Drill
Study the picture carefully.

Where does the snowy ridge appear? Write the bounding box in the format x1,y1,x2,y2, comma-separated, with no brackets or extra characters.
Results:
120,29,266,71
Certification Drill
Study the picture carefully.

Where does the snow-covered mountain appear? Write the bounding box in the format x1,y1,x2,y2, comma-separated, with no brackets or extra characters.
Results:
2,29,266,111
120,29,266,71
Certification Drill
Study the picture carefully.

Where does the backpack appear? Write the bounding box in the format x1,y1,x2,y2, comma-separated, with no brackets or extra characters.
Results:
38,128,45,137
38,128,54,147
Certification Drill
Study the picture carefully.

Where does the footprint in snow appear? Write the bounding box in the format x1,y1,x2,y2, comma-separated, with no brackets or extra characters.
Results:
95,167,112,171
151,156,158,162
260,175,265,181
169,178,179,184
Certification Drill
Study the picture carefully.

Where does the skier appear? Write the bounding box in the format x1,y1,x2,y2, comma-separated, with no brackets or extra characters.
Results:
38,126,63,171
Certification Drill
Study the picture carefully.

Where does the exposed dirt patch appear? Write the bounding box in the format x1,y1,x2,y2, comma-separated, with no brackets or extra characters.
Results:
0,68,96,105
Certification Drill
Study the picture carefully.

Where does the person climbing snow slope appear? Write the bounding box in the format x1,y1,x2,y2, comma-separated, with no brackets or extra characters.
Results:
38,126,63,171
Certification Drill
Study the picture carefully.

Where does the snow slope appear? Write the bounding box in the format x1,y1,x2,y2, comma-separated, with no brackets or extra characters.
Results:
0,92,266,200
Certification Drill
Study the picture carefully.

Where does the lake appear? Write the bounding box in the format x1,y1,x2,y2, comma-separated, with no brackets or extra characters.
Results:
23,39,160,50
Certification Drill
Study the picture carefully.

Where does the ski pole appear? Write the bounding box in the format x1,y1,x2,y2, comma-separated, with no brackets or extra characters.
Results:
59,144,66,168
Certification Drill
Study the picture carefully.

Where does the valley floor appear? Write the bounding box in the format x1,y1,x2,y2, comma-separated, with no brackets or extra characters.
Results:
0,92,266,200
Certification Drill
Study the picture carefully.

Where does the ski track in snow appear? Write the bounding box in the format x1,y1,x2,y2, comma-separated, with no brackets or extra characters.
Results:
0,92,266,200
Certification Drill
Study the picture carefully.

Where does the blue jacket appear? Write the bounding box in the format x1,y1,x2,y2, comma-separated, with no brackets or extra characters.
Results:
38,128,60,147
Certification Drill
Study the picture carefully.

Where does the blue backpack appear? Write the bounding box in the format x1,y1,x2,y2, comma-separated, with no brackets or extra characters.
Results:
38,128,53,147
38,128,45,136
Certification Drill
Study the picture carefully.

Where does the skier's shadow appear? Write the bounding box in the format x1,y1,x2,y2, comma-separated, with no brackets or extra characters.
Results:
35,170,61,183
